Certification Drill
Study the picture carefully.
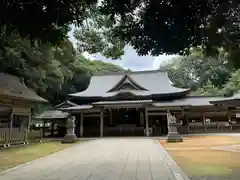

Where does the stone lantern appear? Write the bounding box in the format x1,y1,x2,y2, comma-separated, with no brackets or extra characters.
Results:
62,116,78,143
167,111,183,143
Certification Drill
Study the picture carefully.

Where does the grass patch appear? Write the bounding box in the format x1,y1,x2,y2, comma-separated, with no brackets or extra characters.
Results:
168,149,240,176
161,136,240,179
0,140,77,172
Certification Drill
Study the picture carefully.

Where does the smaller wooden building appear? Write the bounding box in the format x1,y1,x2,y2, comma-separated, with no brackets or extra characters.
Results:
35,101,78,137
0,73,47,146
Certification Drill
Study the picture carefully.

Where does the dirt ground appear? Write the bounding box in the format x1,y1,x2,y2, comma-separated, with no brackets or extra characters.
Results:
160,136,240,180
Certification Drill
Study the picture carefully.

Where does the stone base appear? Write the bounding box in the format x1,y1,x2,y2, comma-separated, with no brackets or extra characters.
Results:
62,134,78,144
167,132,183,143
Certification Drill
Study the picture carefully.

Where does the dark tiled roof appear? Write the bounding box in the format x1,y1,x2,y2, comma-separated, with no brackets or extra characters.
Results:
69,70,189,98
0,73,47,102
53,101,78,108
153,96,224,107
210,93,240,105
92,100,153,105
59,105,93,111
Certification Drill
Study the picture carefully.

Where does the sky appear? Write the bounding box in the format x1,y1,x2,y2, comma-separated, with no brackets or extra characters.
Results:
68,28,178,71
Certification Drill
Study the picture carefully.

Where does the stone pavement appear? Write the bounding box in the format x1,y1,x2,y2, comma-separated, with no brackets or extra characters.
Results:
0,138,189,180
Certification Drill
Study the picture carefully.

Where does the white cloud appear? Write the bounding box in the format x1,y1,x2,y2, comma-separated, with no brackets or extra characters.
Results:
68,28,177,71
152,55,179,69
82,52,95,61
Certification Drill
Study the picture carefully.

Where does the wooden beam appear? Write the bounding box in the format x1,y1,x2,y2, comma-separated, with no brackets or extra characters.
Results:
148,112,166,116
84,114,101,118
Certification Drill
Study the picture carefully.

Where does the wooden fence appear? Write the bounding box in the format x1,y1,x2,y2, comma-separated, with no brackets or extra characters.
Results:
0,128,43,147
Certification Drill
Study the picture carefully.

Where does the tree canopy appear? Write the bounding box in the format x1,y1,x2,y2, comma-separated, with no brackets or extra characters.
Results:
160,48,233,90
0,32,124,105
73,1,240,67
1,0,240,67
0,0,98,44
160,47,240,97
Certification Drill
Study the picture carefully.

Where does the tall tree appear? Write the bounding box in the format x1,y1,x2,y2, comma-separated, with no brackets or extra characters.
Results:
0,0,98,44
1,0,240,67
73,1,240,68
160,48,233,90
74,6,126,59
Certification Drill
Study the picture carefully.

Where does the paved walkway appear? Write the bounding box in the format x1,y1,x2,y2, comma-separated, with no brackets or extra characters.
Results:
0,138,189,180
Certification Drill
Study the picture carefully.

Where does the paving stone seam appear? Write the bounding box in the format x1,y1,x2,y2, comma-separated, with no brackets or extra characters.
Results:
135,155,139,180
118,152,131,180
147,155,154,180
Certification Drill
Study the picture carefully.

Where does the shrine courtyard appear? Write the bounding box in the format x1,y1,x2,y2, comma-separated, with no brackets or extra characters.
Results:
0,138,189,180
0,135,239,180
160,134,240,180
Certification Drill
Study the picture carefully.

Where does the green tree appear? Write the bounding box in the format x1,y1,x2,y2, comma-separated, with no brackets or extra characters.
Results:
160,48,233,90
0,0,98,44
220,69,240,97
74,6,125,59
0,31,125,105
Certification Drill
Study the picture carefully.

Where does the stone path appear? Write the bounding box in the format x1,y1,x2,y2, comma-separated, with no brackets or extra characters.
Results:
0,138,189,180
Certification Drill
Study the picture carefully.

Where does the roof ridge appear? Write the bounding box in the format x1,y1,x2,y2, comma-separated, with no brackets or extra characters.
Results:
186,95,224,98
92,69,167,76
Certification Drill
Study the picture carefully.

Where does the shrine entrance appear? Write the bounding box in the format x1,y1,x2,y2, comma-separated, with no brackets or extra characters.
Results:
104,108,145,136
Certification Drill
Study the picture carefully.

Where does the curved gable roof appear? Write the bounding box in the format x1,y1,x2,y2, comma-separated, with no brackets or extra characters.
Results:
69,70,190,98
107,74,148,92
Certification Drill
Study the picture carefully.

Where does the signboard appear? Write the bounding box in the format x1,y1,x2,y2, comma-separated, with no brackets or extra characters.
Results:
0,105,11,112
236,113,240,118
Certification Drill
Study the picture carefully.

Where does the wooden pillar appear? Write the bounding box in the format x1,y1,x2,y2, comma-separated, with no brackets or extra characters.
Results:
214,107,219,131
109,109,112,125
228,113,232,130
145,108,149,136
140,112,144,125
43,120,46,137
24,114,31,144
51,120,54,136
80,111,84,137
202,115,206,131
100,111,104,137
8,113,13,146
186,114,190,132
